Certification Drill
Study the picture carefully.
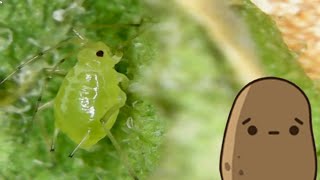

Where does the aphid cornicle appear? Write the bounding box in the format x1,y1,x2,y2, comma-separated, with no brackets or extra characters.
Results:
53,41,128,151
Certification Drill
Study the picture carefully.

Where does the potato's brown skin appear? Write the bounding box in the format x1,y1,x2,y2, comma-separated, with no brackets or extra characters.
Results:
220,77,317,180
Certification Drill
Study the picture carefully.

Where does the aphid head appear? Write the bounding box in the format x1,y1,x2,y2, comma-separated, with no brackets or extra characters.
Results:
78,41,119,66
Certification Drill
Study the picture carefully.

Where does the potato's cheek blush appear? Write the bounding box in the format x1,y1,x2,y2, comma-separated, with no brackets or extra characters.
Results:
225,162,231,171
239,169,244,176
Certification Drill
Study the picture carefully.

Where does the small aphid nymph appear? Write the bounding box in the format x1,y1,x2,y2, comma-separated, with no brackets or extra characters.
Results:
54,41,128,152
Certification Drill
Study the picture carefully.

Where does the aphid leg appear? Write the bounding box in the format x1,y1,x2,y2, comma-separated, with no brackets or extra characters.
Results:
38,100,54,112
30,58,67,129
21,99,55,145
105,129,139,180
44,68,68,77
50,128,59,152
69,129,91,158
30,77,49,124
100,105,139,180
37,99,55,148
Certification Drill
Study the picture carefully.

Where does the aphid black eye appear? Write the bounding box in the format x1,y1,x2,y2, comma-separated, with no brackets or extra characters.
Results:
96,50,104,57
247,125,257,135
289,125,299,135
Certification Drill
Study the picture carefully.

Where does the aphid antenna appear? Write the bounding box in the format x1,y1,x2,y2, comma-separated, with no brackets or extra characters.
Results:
115,18,152,51
75,17,152,30
76,22,143,29
74,18,152,52
0,36,77,86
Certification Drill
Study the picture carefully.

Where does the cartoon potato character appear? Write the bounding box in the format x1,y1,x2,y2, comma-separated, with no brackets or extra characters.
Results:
220,77,317,180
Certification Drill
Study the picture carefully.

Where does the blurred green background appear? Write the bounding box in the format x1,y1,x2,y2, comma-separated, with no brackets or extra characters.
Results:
0,0,319,179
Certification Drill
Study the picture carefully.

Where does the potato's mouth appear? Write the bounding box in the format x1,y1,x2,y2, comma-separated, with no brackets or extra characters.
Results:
268,131,280,135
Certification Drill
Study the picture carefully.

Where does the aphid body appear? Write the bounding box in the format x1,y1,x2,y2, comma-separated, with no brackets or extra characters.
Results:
54,41,127,149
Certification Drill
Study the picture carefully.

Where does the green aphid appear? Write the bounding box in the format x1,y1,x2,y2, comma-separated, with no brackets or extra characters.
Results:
54,41,128,152
0,37,139,180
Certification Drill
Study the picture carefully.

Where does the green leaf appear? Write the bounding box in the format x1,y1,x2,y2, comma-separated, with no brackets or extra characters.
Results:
1,0,319,179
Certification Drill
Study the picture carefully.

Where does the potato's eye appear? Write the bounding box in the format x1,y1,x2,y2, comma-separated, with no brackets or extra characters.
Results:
96,50,104,57
247,125,257,135
289,125,299,135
